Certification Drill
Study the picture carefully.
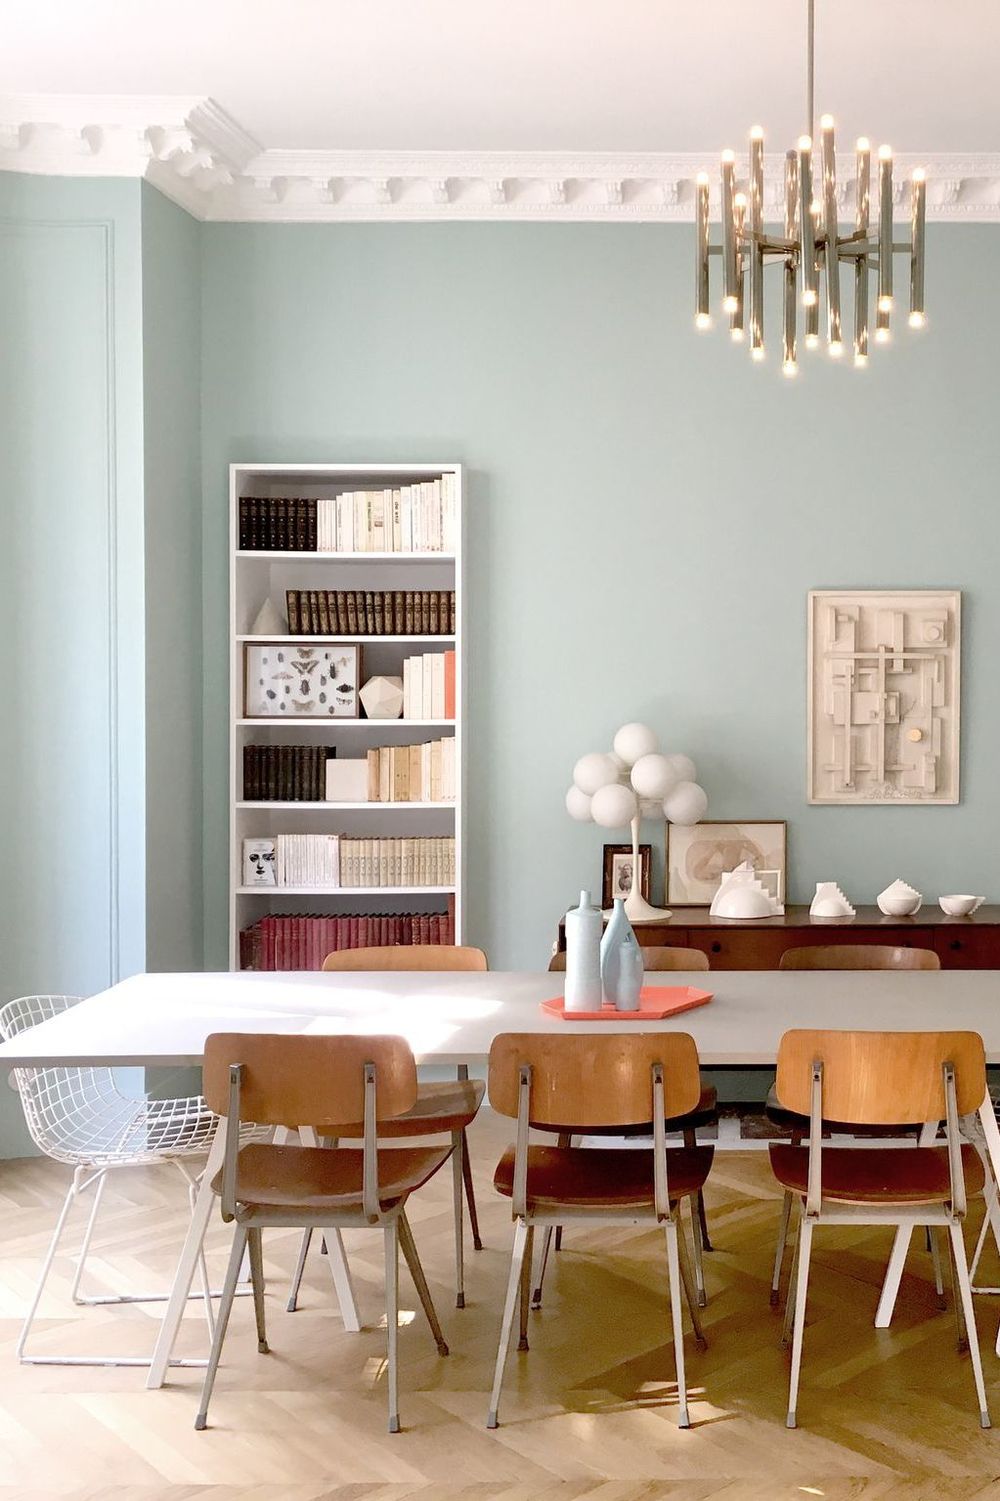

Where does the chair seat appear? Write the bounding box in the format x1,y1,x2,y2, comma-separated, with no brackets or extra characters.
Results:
212,1142,451,1213
334,1078,486,1139
494,1143,714,1210
534,1084,718,1139
764,1084,921,1139
769,1142,985,1206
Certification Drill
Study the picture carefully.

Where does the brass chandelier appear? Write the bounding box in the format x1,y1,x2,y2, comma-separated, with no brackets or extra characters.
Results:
695,0,926,374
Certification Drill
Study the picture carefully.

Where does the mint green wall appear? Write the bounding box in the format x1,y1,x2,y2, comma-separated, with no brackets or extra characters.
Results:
141,182,203,972
201,223,1000,970
0,174,147,1152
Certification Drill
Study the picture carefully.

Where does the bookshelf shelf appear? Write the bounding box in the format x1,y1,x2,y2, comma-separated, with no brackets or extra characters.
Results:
230,462,464,971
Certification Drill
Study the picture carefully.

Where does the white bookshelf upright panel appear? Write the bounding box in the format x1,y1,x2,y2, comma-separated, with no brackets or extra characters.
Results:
229,463,464,969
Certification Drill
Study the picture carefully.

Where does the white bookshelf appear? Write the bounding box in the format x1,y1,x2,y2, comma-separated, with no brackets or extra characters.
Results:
229,462,464,969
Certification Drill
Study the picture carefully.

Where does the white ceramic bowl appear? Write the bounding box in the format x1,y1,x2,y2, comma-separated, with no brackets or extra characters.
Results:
939,894,984,917
877,895,923,917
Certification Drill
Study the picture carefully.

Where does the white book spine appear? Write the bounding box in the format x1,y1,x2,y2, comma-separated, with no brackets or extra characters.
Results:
431,653,445,718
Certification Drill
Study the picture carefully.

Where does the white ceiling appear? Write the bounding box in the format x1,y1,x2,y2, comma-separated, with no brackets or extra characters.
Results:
4,0,999,155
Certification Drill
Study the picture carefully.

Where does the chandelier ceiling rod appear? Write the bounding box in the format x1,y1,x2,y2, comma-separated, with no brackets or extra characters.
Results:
806,0,815,142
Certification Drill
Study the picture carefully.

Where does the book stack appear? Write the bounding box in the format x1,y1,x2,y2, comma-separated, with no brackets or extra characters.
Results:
340,836,455,887
243,745,332,801
237,477,456,553
366,740,456,802
239,902,456,971
285,589,455,636
275,834,342,887
239,497,317,551
402,651,456,719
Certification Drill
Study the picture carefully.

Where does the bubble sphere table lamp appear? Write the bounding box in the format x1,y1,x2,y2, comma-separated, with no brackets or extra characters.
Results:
565,721,709,921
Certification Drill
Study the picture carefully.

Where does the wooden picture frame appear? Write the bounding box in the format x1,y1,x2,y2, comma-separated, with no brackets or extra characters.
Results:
602,843,651,909
244,642,361,719
665,820,787,906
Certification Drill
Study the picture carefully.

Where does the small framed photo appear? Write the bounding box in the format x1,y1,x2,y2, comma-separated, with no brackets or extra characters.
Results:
245,642,361,718
602,843,651,909
666,820,787,906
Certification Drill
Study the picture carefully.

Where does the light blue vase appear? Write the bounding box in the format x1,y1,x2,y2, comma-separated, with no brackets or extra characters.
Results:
564,889,604,1011
600,899,645,1011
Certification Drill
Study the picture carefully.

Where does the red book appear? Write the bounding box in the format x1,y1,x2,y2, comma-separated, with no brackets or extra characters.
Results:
444,650,456,719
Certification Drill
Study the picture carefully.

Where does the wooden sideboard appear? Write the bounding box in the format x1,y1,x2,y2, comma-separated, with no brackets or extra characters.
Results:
555,905,1000,970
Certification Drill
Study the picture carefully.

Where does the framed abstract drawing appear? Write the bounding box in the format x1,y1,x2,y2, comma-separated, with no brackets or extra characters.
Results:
665,820,787,906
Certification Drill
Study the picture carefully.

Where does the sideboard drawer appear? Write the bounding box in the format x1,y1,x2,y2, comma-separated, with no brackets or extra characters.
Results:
933,928,1000,968
688,931,792,970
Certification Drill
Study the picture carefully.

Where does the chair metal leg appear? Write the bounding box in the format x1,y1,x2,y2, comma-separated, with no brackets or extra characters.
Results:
875,1225,912,1328
247,1227,268,1354
16,1168,83,1361
384,1220,401,1434
688,1195,707,1307
518,1225,534,1352
676,1214,707,1350
194,1225,248,1430
695,1189,713,1252
486,1218,529,1429
781,1200,802,1347
286,1228,312,1312
929,1225,947,1310
664,1216,690,1428
948,1220,991,1427
531,1224,554,1310
786,1217,814,1429
770,1190,792,1308
460,1128,484,1251
451,1131,466,1308
69,1169,108,1303
398,1210,449,1356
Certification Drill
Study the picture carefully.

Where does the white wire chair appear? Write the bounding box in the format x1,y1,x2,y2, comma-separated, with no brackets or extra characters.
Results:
2,993,256,1368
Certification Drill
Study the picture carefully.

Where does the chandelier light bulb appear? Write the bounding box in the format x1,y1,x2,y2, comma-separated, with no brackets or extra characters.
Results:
820,114,835,129
878,294,893,312
751,346,765,362
828,340,844,359
731,326,745,342
875,326,891,344
856,136,870,151
805,332,820,350
696,171,710,186
722,294,739,313
878,144,893,161
854,353,869,368
912,166,926,182
798,135,812,152
802,288,818,307
695,312,712,330
750,125,765,140
721,148,736,164
782,359,798,378
909,311,926,329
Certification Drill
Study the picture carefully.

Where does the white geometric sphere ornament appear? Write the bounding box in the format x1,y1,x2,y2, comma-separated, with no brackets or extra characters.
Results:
565,785,593,822
590,782,640,829
663,780,709,826
573,751,620,796
359,674,404,719
630,752,680,801
612,722,659,767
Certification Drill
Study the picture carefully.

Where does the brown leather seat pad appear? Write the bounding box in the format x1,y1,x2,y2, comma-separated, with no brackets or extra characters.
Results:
764,1083,920,1139
212,1142,451,1211
534,1084,718,1138
334,1078,485,1139
494,1143,714,1208
769,1142,985,1205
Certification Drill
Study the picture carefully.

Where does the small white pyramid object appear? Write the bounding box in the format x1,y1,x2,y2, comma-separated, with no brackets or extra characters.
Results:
251,598,287,635
810,881,856,918
359,674,404,719
710,861,785,920
877,878,922,916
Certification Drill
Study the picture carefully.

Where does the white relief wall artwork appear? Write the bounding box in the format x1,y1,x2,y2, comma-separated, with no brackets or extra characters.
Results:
808,590,961,805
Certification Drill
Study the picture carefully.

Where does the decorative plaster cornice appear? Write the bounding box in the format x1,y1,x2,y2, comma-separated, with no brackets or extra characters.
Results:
1,95,999,223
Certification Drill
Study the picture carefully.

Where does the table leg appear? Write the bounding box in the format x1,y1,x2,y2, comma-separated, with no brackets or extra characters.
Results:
146,1121,228,1389
298,1127,360,1332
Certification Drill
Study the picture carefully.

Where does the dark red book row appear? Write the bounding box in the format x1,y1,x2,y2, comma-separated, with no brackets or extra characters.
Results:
239,901,456,971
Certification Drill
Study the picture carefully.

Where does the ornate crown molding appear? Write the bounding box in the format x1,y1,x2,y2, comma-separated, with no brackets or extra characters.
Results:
1,96,999,223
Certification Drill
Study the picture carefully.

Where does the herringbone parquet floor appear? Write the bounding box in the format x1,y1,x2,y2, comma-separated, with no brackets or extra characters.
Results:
3,1108,1000,1501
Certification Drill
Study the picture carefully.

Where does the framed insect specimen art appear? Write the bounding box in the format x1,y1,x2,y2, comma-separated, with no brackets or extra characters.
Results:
244,643,361,718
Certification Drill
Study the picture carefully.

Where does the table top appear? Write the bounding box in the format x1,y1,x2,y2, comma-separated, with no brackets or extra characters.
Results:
2,969,1000,1069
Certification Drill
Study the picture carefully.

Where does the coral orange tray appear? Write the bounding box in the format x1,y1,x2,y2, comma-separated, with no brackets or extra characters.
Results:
540,986,713,1022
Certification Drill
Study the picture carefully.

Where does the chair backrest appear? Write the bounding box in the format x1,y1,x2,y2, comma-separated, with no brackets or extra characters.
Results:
203,1032,418,1127
322,944,488,972
778,944,940,971
0,993,80,1040
488,1031,702,1127
774,1028,986,1125
548,945,708,972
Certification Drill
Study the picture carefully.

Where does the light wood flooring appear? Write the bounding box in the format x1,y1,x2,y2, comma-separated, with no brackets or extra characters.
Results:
3,1107,1000,1501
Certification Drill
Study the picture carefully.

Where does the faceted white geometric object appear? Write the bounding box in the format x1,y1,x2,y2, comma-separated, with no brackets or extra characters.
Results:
809,881,856,918
359,674,404,719
710,861,784,919
876,879,922,917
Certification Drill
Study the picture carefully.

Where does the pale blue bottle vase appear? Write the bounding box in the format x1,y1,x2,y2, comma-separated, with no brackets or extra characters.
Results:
600,898,645,1011
564,889,604,1011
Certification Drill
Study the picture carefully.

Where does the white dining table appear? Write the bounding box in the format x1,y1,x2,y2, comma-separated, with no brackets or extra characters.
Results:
4,966,1000,1385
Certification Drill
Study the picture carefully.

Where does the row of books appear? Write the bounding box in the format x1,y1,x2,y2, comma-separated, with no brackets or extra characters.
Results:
242,744,333,802
285,589,455,636
404,651,455,720
366,740,457,802
239,907,456,971
243,835,456,888
238,477,456,553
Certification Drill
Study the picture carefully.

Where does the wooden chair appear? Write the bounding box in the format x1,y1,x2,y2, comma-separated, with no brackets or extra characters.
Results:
486,1031,713,1429
770,1028,990,1429
779,944,940,971
195,1032,451,1434
287,944,487,1311
542,943,716,1301
548,945,710,972
767,944,941,1306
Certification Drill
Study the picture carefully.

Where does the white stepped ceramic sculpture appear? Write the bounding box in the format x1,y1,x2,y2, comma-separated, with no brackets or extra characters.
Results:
809,882,856,919
710,861,785,920
877,878,922,917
